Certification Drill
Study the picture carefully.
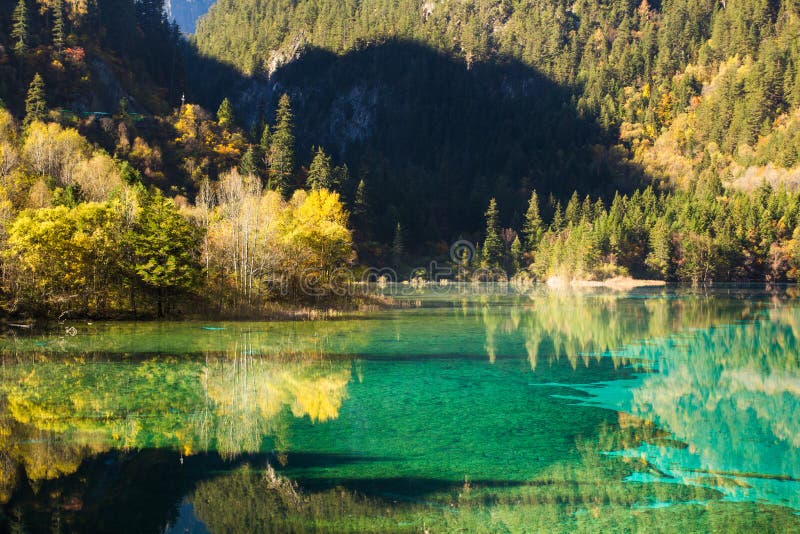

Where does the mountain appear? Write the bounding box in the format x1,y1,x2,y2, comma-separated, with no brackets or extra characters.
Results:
166,0,215,34
191,0,800,238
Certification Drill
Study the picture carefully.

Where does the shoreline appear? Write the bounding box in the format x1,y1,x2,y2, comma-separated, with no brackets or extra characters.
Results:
545,276,667,290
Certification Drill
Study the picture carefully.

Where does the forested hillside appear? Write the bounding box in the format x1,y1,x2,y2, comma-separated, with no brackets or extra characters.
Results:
0,0,186,114
0,1,357,318
193,0,800,237
2,0,800,319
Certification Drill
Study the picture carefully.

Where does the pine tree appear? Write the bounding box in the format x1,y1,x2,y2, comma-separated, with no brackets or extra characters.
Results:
550,201,564,231
482,198,503,268
353,179,369,225
645,218,672,279
259,123,271,169
522,190,543,251
239,147,258,176
510,235,524,273
11,0,29,55
565,191,581,225
391,222,403,267
307,146,333,190
53,0,65,52
332,163,351,190
24,74,47,127
129,192,201,317
217,97,235,129
268,94,295,195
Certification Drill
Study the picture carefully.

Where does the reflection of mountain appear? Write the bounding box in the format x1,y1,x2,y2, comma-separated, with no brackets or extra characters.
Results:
0,352,351,504
572,307,800,509
1,290,799,530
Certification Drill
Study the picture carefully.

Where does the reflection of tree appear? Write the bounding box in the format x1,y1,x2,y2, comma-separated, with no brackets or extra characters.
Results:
191,465,417,533
554,306,800,509
476,290,763,369
187,418,800,533
0,319,374,360
0,351,351,503
204,354,350,458
623,313,800,484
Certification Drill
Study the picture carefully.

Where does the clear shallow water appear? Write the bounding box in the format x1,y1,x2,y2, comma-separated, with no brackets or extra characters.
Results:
1,287,799,532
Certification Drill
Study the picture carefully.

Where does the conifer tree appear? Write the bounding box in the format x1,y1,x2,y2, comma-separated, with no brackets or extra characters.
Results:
239,147,258,176
259,123,271,169
522,190,543,251
129,192,201,317
53,0,65,52
307,146,333,190
391,222,403,267
646,218,672,278
11,0,29,55
550,201,564,231
217,98,235,129
565,191,581,226
482,198,503,268
353,179,369,226
268,94,295,195
332,163,351,190
24,74,47,127
510,235,523,273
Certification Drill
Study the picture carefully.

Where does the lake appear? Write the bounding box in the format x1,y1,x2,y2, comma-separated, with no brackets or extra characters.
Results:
1,286,799,532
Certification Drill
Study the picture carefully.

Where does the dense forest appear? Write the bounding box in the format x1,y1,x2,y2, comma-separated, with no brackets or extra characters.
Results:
193,0,800,237
0,0,799,318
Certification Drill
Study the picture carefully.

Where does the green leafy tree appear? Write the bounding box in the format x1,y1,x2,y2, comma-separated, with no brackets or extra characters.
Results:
24,74,47,127
11,0,29,55
217,97,235,129
675,231,719,285
482,198,503,268
307,146,333,190
130,192,202,317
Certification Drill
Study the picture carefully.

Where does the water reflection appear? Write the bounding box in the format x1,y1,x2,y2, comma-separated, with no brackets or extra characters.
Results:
569,304,800,509
0,350,351,506
0,288,798,532
476,289,767,369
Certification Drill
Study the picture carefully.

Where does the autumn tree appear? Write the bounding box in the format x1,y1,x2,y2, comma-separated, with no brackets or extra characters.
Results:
4,203,124,315
217,97,235,129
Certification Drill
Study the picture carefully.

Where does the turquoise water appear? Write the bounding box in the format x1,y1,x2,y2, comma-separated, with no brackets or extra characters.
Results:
1,287,799,532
